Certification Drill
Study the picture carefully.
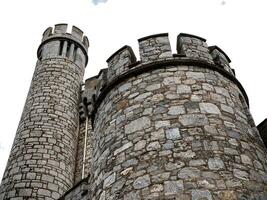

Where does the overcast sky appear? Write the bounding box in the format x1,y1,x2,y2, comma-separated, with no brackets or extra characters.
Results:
0,0,266,180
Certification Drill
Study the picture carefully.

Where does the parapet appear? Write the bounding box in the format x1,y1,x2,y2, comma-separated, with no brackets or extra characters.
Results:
209,45,234,75
38,24,89,67
105,32,235,84
82,32,248,123
107,45,136,81
177,33,213,63
138,33,173,62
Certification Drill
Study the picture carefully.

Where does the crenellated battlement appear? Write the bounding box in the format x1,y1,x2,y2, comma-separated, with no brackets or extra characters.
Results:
38,24,89,67
209,45,234,75
104,32,235,84
106,45,137,81
177,33,213,63
42,24,89,50
82,33,243,116
138,33,173,62
3,25,267,200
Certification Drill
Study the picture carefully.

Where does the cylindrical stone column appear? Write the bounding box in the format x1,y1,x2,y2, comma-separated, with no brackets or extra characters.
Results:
89,33,267,199
0,24,89,199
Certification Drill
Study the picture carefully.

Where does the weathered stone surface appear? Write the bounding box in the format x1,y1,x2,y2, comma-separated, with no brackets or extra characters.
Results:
151,184,164,193
134,92,153,102
221,104,234,114
134,140,146,151
133,175,151,189
118,83,132,92
218,191,237,200
166,128,181,140
155,120,170,129
189,159,206,167
192,190,212,200
233,169,249,180
224,147,238,155
241,154,252,165
177,85,191,94
186,72,205,80
175,150,196,159
179,114,208,127
164,180,184,195
200,103,221,114
125,117,151,134
114,142,133,155
151,172,170,182
208,157,225,170
178,167,201,179
163,77,181,85
146,141,161,151
111,178,126,193
168,106,185,115
165,162,185,170
225,179,242,188
146,83,161,91
103,173,116,188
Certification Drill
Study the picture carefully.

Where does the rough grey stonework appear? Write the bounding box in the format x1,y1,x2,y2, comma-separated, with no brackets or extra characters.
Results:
59,177,89,200
86,33,267,199
0,24,88,200
1,25,267,200
90,63,267,199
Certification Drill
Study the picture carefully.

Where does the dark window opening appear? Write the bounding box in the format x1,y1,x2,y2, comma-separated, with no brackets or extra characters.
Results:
66,42,71,58
73,46,78,61
59,40,64,56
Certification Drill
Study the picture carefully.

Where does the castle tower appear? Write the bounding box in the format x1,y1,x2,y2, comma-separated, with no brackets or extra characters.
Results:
0,24,89,199
81,33,267,199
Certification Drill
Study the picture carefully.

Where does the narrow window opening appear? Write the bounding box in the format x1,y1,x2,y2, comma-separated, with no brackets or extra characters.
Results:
73,45,78,61
83,97,88,107
92,94,96,104
66,41,71,58
59,40,64,56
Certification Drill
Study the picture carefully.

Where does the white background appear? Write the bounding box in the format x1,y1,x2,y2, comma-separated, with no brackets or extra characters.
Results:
0,0,266,180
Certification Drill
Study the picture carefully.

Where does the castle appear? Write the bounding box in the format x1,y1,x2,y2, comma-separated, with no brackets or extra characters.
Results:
0,24,267,200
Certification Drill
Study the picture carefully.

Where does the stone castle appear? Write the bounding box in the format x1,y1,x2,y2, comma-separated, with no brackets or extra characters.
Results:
0,24,267,200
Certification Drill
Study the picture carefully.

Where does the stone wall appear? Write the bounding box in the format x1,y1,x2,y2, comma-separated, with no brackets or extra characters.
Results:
83,33,267,200
59,177,89,200
1,25,266,200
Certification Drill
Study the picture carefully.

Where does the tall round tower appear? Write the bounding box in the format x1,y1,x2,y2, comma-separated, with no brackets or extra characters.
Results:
84,33,267,199
0,24,89,199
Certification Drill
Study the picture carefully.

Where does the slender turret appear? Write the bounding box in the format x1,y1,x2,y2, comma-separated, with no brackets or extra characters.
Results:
0,24,89,199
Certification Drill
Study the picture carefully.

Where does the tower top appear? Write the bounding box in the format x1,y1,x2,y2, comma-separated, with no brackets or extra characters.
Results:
37,24,89,67
41,24,89,51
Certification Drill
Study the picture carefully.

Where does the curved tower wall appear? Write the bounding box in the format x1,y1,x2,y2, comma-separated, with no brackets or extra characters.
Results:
0,24,89,199
84,33,267,199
